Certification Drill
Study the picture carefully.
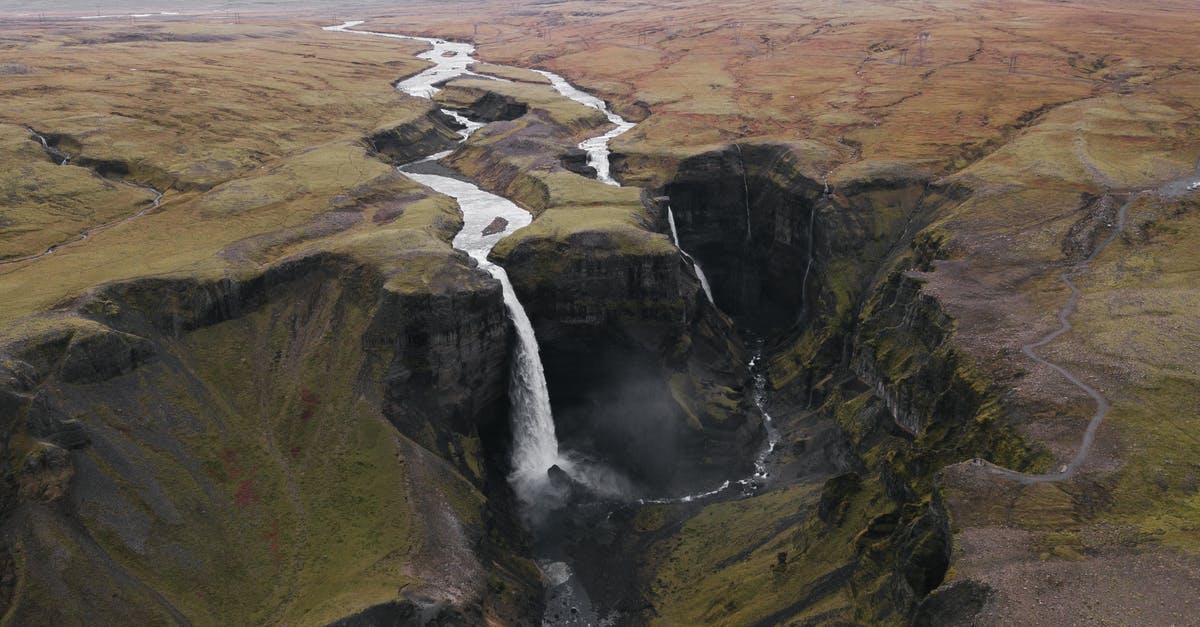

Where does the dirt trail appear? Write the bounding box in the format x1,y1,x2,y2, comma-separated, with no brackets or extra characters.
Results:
987,162,1200,483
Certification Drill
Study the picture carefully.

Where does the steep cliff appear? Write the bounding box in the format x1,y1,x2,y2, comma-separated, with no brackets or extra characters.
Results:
620,146,1040,624
0,248,545,625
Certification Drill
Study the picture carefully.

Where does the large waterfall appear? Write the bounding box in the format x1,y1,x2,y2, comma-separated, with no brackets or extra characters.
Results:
324,20,568,503
402,166,564,502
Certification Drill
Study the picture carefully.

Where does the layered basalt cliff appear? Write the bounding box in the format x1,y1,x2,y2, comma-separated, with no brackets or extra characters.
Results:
0,249,544,624
365,106,464,166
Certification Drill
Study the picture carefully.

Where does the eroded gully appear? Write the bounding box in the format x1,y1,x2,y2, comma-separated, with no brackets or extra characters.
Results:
0,128,164,268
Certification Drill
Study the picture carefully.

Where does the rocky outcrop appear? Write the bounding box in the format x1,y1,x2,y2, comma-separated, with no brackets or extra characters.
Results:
481,216,509,236
913,579,994,626
445,88,529,123
559,147,596,178
366,107,463,165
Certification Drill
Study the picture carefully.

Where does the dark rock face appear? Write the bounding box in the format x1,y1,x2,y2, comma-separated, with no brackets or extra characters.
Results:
366,273,511,450
59,327,155,384
913,579,993,627
367,108,463,165
559,147,597,179
16,443,72,502
817,472,862,524
460,90,529,123
481,216,509,236
326,599,466,627
664,145,826,330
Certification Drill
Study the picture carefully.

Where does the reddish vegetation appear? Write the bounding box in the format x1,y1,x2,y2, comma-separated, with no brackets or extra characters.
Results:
261,520,283,570
234,479,258,507
300,388,320,421
221,449,241,481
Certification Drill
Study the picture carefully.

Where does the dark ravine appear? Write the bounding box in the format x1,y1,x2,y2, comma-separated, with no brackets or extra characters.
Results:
0,128,165,267
632,144,1041,623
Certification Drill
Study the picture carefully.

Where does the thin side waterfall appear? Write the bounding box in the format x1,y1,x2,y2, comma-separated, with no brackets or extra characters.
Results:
25,127,71,165
799,204,817,314
734,143,752,240
667,206,715,304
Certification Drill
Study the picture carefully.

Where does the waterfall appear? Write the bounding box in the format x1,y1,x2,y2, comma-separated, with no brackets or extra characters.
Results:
325,20,572,502
799,204,817,314
734,143,752,240
481,257,562,496
25,126,71,165
403,164,569,503
667,206,715,304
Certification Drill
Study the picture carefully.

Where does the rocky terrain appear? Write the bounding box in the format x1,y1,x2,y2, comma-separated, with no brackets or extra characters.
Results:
1,1,1199,625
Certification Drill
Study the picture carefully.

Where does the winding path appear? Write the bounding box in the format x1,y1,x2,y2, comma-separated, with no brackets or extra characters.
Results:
985,192,1135,483
986,161,1200,483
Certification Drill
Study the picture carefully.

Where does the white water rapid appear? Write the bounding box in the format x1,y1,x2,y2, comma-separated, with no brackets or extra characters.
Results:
533,70,636,186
